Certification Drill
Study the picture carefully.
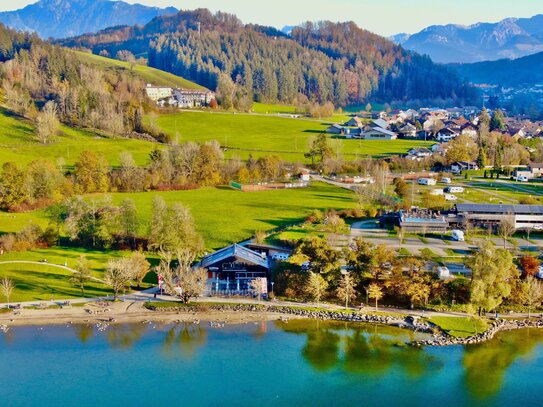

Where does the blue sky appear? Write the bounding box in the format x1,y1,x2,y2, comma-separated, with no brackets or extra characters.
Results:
2,0,542,36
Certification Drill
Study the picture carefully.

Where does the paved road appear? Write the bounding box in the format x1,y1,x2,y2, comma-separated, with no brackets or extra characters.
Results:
310,174,357,190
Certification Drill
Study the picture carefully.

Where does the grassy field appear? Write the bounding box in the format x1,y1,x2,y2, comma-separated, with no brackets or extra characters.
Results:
105,182,356,250
428,316,489,338
2,182,356,250
0,108,157,167
0,246,160,302
73,51,207,90
154,111,433,162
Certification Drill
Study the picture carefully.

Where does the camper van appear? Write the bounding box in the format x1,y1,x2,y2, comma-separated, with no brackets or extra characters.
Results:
452,229,465,242
435,266,451,280
444,194,458,201
516,175,529,183
441,178,452,184
418,178,437,186
430,189,444,196
444,186,464,193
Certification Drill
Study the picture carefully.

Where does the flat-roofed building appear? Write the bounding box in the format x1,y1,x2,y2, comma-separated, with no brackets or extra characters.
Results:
455,203,543,230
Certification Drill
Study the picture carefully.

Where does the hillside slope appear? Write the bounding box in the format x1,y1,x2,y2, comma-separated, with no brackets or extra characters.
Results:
73,51,207,90
0,0,177,39
60,9,477,106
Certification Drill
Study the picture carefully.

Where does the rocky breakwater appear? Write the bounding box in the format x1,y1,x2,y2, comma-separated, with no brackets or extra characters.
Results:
145,302,433,334
413,318,543,347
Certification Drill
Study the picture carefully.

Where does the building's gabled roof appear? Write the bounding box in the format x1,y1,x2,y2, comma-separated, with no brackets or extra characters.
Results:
200,244,269,269
372,118,389,129
529,162,543,169
456,204,543,215
366,127,397,137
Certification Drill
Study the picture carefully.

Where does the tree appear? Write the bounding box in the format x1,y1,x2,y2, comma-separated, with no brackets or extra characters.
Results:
156,251,207,303
305,134,333,170
129,251,151,288
70,255,92,297
393,177,409,199
0,277,15,307
520,256,540,277
519,276,543,318
336,272,357,309
119,198,138,248
498,215,515,249
446,135,479,164
105,258,133,300
0,162,27,210
305,272,328,306
293,237,341,282
249,278,265,303
466,241,518,315
345,237,375,279
367,283,383,312
490,110,506,132
74,151,110,193
35,101,59,144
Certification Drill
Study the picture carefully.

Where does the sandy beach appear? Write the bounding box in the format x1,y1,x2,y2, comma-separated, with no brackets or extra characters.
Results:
0,301,290,328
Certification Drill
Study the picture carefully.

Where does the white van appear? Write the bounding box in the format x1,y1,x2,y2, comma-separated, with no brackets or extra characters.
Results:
445,194,457,201
444,186,464,193
436,266,451,280
452,229,465,241
516,175,529,182
418,178,437,186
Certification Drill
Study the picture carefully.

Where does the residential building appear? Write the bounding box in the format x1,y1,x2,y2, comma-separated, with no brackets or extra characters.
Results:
173,90,215,108
145,84,173,101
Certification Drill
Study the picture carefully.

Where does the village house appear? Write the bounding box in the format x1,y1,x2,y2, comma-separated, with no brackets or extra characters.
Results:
397,122,417,138
450,161,479,174
345,116,363,127
406,147,432,160
436,127,459,142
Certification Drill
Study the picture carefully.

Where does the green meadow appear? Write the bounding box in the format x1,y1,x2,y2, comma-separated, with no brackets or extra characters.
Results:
0,108,157,167
155,111,432,161
105,182,355,250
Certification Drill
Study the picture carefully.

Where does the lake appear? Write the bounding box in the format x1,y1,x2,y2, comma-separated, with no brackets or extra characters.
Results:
1,320,543,407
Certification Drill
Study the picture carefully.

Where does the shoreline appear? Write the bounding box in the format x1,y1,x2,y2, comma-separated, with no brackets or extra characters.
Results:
2,301,543,347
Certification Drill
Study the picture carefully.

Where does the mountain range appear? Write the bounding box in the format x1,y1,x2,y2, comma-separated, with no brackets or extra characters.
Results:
0,0,177,39
393,14,543,64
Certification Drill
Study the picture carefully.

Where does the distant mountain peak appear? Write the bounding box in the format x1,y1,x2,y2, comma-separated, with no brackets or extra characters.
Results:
0,0,178,39
396,14,543,63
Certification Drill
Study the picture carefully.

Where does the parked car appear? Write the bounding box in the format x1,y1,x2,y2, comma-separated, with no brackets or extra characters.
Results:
516,175,529,182
435,266,451,280
272,253,290,261
444,194,457,201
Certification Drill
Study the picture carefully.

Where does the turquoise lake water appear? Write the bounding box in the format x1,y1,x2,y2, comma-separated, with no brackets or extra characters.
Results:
1,320,543,407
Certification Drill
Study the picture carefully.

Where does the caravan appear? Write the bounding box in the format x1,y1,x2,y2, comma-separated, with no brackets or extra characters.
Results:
452,229,465,242
418,178,437,186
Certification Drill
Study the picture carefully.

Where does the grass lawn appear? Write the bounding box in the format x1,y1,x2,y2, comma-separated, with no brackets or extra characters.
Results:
2,182,356,250
0,246,159,303
0,108,157,167
73,51,207,90
154,111,433,162
428,316,489,338
105,182,356,250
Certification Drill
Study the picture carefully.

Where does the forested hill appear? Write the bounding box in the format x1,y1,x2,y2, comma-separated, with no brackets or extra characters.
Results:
453,51,543,87
59,9,478,107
